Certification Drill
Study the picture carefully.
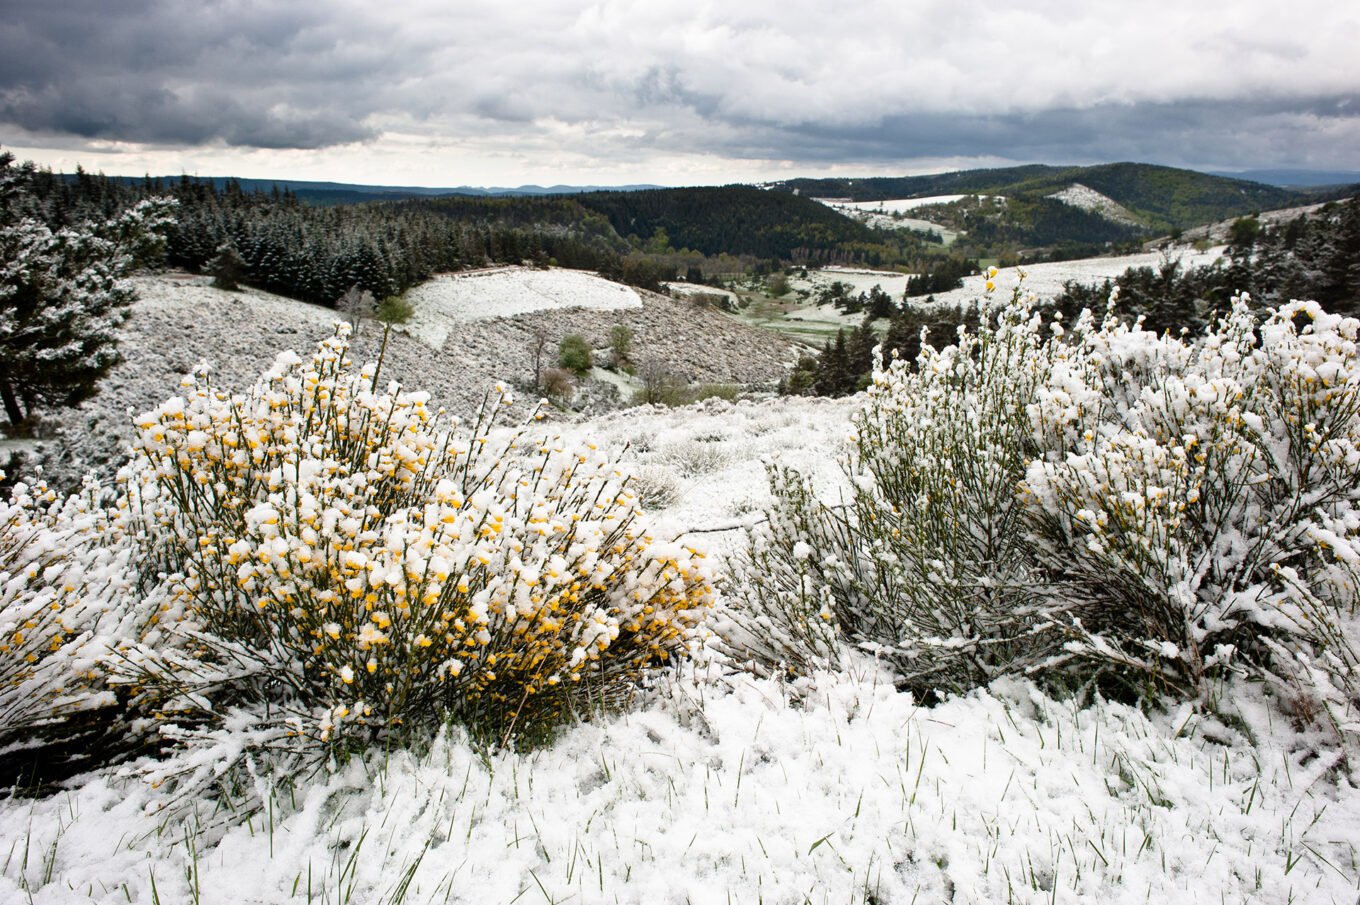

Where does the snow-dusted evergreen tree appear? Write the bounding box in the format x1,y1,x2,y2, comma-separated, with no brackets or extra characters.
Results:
0,151,175,426
207,241,247,290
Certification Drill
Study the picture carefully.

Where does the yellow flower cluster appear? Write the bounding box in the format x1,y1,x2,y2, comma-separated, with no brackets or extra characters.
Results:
126,325,713,746
0,474,134,734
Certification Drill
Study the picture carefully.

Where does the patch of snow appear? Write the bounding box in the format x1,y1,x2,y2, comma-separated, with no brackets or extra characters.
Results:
405,266,642,349
1046,183,1143,227
662,282,740,306
790,266,910,299
921,245,1228,310
817,194,990,213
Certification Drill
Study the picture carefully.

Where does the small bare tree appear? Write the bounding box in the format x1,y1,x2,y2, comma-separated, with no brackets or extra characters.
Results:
531,326,549,391
337,286,377,336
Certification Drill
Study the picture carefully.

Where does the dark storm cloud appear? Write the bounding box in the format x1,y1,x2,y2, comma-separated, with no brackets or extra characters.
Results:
755,96,1360,170
1,0,1357,174
0,0,386,148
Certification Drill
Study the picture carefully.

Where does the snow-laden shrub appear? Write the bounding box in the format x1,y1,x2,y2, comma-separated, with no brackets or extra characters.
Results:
0,474,142,780
1024,297,1360,739
117,326,713,761
730,282,1071,693
732,281,1360,744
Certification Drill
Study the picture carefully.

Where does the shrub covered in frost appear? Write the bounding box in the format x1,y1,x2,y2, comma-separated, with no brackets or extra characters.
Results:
1024,296,1360,742
732,279,1360,749
730,281,1067,692
115,325,712,764
0,475,143,781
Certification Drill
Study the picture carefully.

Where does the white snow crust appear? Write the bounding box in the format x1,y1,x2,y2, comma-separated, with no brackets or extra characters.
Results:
405,267,642,349
1046,183,1143,227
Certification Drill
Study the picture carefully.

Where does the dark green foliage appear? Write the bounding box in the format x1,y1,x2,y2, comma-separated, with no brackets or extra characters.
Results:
0,152,175,426
573,186,884,260
775,162,1302,233
607,325,633,370
208,242,247,290
905,256,975,297
558,334,593,376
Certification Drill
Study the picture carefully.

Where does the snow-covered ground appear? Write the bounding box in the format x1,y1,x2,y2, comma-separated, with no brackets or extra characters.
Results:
1046,183,1142,227
923,244,1227,310
405,267,642,349
4,663,1354,905
662,281,740,306
770,246,1227,334
818,195,990,213
791,265,911,299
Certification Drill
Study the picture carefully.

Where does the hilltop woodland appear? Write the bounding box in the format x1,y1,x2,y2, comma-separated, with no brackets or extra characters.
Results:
1049,197,1360,334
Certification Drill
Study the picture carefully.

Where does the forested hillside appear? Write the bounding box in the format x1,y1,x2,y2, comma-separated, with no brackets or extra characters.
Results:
9,162,929,306
776,162,1309,234
1051,194,1360,332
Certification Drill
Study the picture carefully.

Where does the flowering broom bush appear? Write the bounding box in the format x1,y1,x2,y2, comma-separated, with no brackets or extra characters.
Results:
0,474,143,782
1024,297,1360,745
730,281,1072,694
732,280,1360,753
115,325,712,764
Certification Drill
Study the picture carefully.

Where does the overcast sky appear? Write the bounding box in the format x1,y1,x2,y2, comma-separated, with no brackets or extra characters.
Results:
2,0,1358,187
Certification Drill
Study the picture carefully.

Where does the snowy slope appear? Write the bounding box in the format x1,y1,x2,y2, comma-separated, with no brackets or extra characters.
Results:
405,266,643,349
26,270,797,489
1046,183,1143,227
819,195,989,213
923,244,1227,310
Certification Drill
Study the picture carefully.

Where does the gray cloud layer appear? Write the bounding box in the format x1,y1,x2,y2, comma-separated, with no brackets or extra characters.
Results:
3,0,1358,172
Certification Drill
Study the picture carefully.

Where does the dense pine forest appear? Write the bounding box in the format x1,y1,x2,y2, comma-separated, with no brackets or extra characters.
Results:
1049,196,1360,333
4,161,937,308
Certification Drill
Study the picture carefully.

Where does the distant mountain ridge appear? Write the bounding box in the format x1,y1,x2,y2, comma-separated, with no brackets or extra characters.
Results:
94,175,666,204
1208,169,1360,188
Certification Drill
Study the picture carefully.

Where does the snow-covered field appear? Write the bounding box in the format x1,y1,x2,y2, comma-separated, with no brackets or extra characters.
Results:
769,247,1227,335
815,199,960,243
5,252,1360,904
923,244,1227,309
818,195,988,213
405,267,642,349
792,265,911,299
5,664,1354,905
1046,183,1142,226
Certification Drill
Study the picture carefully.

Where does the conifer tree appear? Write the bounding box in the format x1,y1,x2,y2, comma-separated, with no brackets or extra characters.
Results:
0,151,175,426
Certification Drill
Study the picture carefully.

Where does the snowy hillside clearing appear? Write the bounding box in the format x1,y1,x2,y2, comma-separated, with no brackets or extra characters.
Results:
403,266,642,349
921,243,1227,310
815,199,960,244
1181,201,1333,244
662,281,740,307
732,247,1229,342
1046,183,1143,227
817,195,991,213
